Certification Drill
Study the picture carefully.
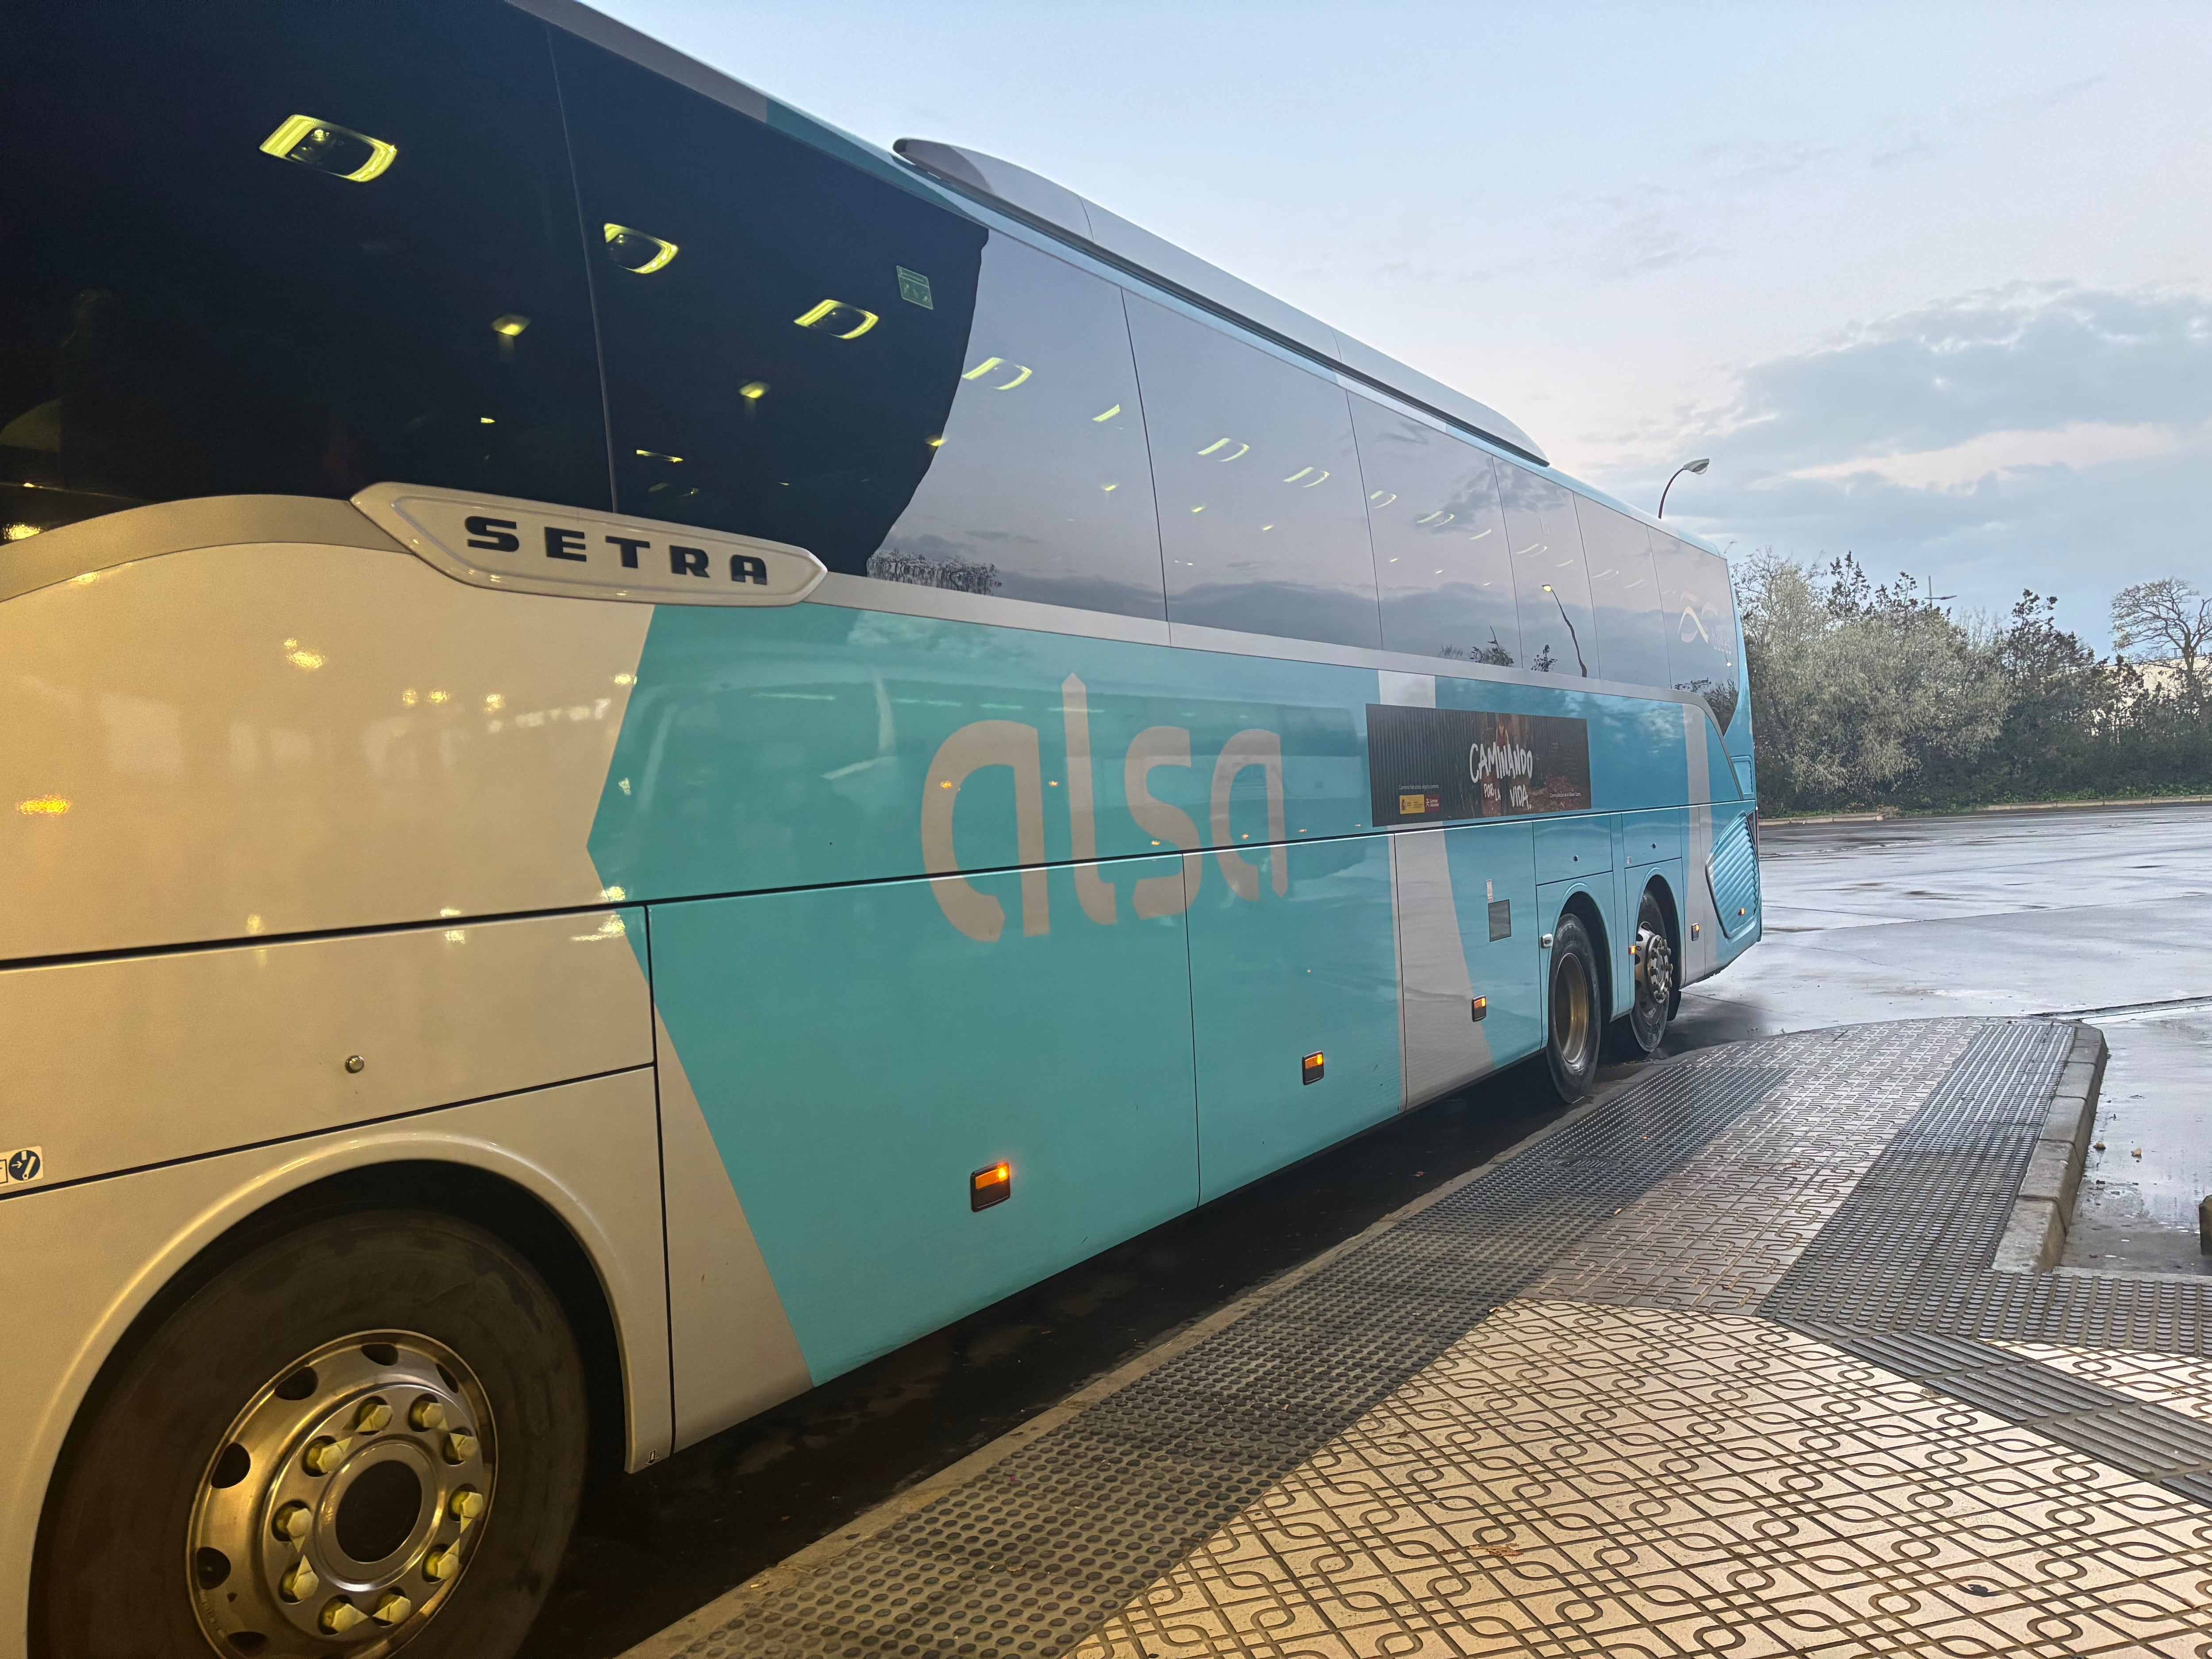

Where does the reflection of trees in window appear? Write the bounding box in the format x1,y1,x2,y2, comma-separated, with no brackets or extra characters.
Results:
1438,631,1515,667
867,544,1001,595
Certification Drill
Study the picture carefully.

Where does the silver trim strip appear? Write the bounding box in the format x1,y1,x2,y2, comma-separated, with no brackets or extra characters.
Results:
803,573,1735,737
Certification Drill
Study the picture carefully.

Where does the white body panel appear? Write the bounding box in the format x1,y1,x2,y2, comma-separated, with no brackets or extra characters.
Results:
655,1011,815,1448
1,515,649,960
0,912,651,1190
0,1070,671,1659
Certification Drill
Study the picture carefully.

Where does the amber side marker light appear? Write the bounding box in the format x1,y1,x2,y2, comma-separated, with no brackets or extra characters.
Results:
1302,1051,1325,1085
1470,996,1487,1023
970,1161,1011,1212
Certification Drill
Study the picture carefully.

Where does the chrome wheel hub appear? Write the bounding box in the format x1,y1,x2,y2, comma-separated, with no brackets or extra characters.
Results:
189,1333,493,1657
1634,924,1675,1015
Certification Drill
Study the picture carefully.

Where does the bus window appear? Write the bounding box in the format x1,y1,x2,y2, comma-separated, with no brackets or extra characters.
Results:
1126,298,1380,649
870,237,1165,618
1653,536,1741,728
1498,464,1594,676
0,3,608,540
1349,398,1520,666
549,33,987,573
1576,499,1671,688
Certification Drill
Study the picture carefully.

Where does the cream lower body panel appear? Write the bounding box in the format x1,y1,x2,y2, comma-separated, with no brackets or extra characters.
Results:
0,1070,671,1659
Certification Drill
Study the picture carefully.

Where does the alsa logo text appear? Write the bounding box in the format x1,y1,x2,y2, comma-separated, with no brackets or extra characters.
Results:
922,675,1286,943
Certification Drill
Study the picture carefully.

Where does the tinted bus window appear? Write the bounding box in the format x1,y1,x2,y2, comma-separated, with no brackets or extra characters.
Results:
1498,465,1594,676
1127,299,1380,649
1653,537,1741,728
1576,499,1671,687
1350,399,1519,665
0,1,608,539
551,33,986,573
871,238,1164,618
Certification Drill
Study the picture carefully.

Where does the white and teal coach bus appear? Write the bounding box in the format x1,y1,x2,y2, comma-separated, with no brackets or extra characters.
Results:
0,2,1760,1653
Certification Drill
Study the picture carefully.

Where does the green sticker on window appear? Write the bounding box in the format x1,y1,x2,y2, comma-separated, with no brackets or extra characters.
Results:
895,266,933,309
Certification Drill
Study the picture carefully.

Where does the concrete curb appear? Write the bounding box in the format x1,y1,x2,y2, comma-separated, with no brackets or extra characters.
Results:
614,1065,1640,1659
1991,1023,2108,1274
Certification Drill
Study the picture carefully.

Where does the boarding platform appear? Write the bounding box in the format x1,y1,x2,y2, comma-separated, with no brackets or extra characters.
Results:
638,1019,2212,1659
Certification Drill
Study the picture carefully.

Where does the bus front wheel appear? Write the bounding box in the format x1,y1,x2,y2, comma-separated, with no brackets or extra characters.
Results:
1544,913,1603,1102
35,1210,586,1659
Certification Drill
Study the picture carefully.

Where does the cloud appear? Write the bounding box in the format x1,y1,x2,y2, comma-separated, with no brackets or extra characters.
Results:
1587,283,2212,645
1578,186,1721,282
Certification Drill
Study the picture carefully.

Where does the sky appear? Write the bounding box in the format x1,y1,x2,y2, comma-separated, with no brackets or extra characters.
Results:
599,0,2212,648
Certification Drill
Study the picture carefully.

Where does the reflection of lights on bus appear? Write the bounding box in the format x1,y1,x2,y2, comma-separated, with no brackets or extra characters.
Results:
1197,438,1247,461
1092,404,1121,422
492,315,531,337
739,382,769,400
603,223,679,274
793,299,879,338
258,114,397,182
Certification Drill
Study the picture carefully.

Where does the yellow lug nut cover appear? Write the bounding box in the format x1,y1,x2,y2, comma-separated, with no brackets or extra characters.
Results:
373,1592,413,1625
422,1546,460,1582
280,1560,320,1603
408,1397,447,1431
442,1431,477,1464
302,1437,346,1474
449,1487,485,1521
354,1399,392,1433
273,1502,312,1542
320,1598,365,1634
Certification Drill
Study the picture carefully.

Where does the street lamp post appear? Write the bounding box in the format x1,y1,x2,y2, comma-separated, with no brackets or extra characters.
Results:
1657,457,1710,519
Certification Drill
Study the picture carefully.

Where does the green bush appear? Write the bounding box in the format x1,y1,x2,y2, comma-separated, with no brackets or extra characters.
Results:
1740,553,2212,815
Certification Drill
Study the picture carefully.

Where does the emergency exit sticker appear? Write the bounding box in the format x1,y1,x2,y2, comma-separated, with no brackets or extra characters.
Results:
0,1147,45,1187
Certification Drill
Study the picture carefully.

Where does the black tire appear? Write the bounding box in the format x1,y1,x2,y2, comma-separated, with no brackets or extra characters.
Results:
35,1210,586,1659
1544,912,1604,1102
1609,888,1677,1060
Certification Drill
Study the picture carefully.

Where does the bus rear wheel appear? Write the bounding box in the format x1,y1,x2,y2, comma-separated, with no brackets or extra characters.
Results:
1615,889,1676,1059
1544,913,1603,1102
35,1210,586,1659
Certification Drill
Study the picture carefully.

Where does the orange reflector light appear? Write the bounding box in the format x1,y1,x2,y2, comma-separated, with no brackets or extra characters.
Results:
970,1161,1012,1212
1470,996,1487,1022
1301,1051,1325,1085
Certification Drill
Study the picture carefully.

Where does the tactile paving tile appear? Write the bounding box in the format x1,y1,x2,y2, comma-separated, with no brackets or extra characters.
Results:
1525,1022,1978,1314
1076,1301,2212,1659
2005,1343,2212,1429
1764,1021,2212,1354
667,1019,2212,1659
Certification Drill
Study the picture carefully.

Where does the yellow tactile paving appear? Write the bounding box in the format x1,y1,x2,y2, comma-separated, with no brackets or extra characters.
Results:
1076,1301,2212,1659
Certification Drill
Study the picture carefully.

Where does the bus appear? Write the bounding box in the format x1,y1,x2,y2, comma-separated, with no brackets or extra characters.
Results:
0,3,1761,1654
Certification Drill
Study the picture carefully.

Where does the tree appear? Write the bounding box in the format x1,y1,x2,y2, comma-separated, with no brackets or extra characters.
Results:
2111,578,2212,703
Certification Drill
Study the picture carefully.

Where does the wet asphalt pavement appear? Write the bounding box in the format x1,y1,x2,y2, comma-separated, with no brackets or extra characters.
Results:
524,801,2212,1659
1674,801,2212,1275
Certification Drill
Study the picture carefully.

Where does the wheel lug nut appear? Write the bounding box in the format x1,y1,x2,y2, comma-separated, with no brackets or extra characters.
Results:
423,1545,462,1581
273,1502,312,1543
302,1436,346,1474
449,1487,484,1522
280,1559,320,1603
372,1591,413,1625
319,1598,365,1634
442,1431,477,1464
354,1399,392,1434
408,1397,446,1432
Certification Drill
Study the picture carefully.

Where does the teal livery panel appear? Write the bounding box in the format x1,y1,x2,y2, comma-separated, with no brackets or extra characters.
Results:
589,598,1743,1380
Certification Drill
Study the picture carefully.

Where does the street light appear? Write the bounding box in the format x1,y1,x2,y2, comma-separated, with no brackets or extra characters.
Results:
1657,457,1709,519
